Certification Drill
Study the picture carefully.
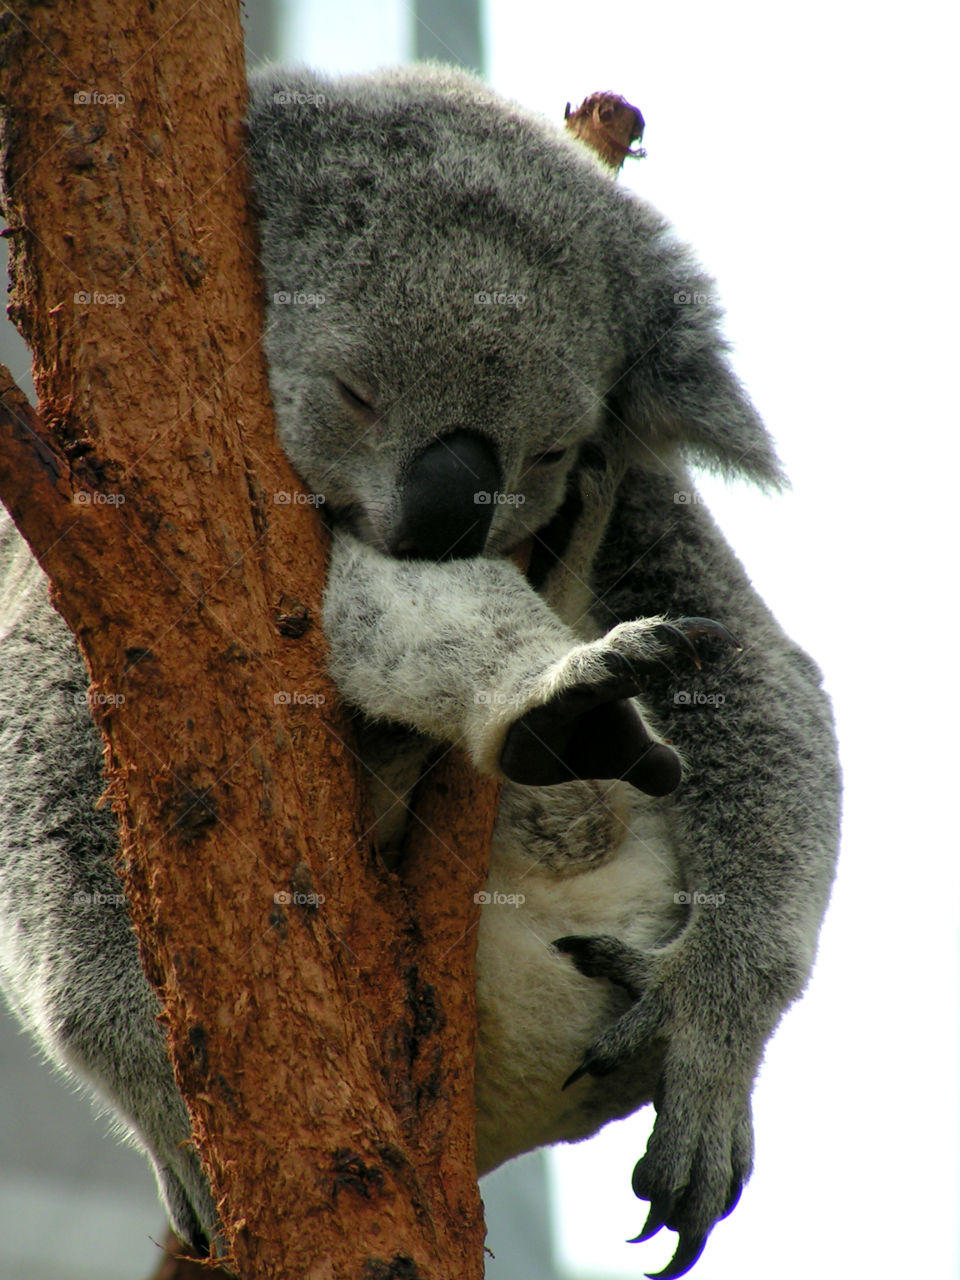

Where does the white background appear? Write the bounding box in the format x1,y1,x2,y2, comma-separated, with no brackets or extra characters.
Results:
487,5,960,1278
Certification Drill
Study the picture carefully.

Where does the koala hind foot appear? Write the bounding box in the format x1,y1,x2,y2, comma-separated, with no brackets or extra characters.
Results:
554,932,755,1280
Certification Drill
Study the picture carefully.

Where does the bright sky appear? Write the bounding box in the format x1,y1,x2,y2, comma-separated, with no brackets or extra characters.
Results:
283,3,959,1277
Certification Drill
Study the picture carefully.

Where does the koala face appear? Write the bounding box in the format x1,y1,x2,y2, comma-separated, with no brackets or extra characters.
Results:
262,289,606,559
247,66,782,561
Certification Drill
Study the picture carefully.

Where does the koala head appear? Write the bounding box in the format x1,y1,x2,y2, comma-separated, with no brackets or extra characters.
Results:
246,65,782,562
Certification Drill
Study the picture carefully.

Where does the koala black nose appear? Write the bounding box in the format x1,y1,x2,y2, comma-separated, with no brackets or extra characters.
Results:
390,430,502,561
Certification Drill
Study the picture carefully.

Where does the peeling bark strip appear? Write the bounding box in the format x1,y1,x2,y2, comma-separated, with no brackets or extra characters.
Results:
0,4,494,1276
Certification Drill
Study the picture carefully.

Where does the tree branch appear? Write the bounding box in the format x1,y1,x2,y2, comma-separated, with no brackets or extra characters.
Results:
0,3,494,1274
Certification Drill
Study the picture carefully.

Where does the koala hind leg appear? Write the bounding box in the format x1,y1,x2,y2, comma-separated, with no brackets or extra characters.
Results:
0,552,219,1251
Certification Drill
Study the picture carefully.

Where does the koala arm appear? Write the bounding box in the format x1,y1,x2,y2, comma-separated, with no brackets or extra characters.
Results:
322,529,567,763
322,529,691,796
591,462,841,984
561,464,842,1274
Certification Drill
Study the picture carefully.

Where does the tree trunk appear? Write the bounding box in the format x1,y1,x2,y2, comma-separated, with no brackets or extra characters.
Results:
0,3,495,1275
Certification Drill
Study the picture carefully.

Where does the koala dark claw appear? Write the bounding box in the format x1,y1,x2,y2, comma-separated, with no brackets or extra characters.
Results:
560,1053,598,1091
676,616,741,646
646,1233,709,1280
653,622,704,667
629,1192,675,1243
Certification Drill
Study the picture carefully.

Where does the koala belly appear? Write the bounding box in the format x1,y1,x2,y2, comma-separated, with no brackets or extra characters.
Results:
474,779,685,1174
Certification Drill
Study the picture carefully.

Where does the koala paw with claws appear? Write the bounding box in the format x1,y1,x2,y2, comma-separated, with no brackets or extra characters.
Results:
554,933,756,1280
500,617,738,796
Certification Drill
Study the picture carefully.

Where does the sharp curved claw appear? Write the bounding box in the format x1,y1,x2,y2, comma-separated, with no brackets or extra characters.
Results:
676,616,741,651
561,1055,593,1091
561,1044,620,1089
645,1231,708,1280
627,1192,674,1243
655,622,702,667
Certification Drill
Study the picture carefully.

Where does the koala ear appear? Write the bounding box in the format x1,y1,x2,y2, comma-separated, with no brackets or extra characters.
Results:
608,220,787,490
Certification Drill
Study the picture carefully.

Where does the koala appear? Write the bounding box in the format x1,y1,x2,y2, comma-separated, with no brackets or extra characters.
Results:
0,64,840,1279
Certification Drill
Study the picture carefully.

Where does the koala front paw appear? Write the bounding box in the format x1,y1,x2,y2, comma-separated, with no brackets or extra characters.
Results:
500,617,736,797
554,934,756,1279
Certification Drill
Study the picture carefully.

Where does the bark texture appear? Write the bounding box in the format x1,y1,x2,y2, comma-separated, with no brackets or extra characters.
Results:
0,3,495,1275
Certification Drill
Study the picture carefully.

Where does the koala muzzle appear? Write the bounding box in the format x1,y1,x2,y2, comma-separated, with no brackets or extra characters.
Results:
390,430,502,561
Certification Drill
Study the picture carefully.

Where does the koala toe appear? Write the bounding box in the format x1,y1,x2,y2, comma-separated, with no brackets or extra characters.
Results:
553,934,650,998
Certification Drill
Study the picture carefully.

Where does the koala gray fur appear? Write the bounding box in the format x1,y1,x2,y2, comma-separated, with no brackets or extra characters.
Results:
0,64,841,1279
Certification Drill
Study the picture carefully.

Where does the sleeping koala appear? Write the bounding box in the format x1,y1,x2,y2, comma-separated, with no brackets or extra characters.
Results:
0,65,841,1279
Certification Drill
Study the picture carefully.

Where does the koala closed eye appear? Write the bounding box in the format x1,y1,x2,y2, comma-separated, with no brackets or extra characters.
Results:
333,376,379,419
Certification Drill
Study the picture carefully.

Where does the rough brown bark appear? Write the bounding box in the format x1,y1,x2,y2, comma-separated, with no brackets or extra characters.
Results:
0,3,495,1276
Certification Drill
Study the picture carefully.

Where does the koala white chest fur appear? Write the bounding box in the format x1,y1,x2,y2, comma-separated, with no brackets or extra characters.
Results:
0,64,841,1279
476,779,682,1172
